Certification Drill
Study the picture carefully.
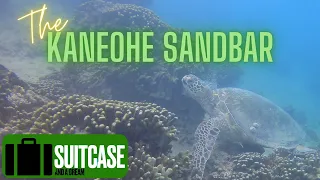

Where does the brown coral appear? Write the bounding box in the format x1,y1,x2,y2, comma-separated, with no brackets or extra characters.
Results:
2,94,179,156
0,65,48,125
206,149,320,180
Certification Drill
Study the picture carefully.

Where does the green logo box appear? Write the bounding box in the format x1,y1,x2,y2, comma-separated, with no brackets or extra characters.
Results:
2,134,128,178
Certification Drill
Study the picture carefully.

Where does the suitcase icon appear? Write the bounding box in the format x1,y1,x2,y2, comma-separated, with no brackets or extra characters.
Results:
17,138,41,175
4,137,53,177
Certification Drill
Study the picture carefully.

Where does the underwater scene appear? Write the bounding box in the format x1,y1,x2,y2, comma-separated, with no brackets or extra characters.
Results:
0,0,319,179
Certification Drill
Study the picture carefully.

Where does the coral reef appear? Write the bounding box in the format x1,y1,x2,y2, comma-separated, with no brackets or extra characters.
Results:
0,63,319,180
67,0,243,98
113,142,190,180
206,148,320,180
0,73,192,179
0,67,192,179
39,1,243,141
30,79,68,101
0,64,28,98
6,85,49,110
72,0,170,35
1,94,179,156
104,0,153,7
0,65,48,125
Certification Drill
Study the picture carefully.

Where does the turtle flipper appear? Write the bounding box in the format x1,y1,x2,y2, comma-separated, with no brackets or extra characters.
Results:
191,117,220,180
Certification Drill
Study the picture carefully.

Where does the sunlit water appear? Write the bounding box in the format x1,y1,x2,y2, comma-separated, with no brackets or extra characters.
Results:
151,0,320,131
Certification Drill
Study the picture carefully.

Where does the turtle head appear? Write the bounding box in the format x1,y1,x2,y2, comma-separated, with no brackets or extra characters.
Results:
182,74,212,102
182,74,217,116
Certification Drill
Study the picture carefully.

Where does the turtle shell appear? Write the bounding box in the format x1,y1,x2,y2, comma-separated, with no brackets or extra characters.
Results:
213,88,306,149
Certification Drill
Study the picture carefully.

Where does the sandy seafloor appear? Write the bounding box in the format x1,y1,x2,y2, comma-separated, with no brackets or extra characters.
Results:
0,18,63,83
0,56,62,83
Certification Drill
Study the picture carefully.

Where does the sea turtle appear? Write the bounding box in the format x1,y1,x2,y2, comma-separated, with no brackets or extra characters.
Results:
181,74,312,179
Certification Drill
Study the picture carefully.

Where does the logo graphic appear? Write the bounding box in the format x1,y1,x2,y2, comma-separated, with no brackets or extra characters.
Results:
5,138,52,176
2,134,128,178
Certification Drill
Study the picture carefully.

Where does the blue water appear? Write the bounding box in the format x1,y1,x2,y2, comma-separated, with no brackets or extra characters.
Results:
151,0,320,129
